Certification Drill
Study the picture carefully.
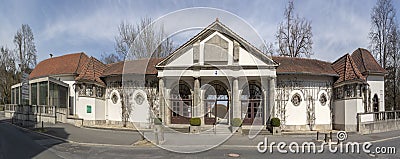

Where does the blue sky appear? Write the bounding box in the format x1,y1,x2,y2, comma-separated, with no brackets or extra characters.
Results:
1,0,400,63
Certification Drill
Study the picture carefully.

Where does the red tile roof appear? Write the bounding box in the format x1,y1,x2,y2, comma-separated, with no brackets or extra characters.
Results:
102,58,164,76
331,54,366,85
75,57,108,86
351,48,387,75
29,52,89,79
272,56,338,76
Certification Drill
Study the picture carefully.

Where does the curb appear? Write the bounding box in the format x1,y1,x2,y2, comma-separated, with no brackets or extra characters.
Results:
82,125,139,132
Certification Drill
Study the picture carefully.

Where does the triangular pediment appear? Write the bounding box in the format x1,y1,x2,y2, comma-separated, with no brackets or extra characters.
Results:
156,20,278,68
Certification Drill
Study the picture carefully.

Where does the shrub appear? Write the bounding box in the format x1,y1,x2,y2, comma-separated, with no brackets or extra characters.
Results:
190,118,201,126
270,118,281,127
154,118,162,125
231,118,242,127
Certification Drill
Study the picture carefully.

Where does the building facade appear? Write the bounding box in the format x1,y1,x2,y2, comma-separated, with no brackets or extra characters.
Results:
9,20,386,131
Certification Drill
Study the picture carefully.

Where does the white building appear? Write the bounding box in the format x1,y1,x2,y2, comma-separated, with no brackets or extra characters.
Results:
9,20,386,131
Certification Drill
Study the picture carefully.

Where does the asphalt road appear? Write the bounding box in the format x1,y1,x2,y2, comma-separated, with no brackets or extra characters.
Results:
0,121,63,159
0,111,398,159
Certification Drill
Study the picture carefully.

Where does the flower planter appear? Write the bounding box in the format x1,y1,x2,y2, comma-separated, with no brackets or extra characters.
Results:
272,127,281,135
189,126,201,133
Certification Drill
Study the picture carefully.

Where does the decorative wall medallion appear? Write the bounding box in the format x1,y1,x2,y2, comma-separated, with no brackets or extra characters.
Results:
291,93,302,106
135,93,144,105
111,93,118,104
320,93,327,106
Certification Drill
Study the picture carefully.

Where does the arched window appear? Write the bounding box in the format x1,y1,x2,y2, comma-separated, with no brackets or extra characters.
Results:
373,94,379,112
241,83,263,125
170,82,192,124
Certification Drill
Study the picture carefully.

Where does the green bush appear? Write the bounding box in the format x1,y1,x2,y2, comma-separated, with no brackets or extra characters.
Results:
270,118,281,127
231,118,242,127
0,106,4,111
190,118,201,126
154,118,162,125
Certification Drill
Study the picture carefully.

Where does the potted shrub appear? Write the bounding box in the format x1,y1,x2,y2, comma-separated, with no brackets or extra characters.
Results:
189,117,201,133
231,118,243,134
270,117,281,135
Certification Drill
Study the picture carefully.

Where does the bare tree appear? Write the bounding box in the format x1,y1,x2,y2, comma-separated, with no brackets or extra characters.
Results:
369,0,399,110
105,17,174,63
276,1,313,57
14,24,37,72
260,41,275,56
386,23,400,110
369,0,396,69
100,52,120,64
0,46,18,104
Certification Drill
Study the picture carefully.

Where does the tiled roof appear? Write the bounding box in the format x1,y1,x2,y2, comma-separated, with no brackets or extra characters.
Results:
351,48,387,75
272,56,338,76
102,58,164,77
29,53,89,79
75,57,108,86
331,54,366,85
102,61,124,77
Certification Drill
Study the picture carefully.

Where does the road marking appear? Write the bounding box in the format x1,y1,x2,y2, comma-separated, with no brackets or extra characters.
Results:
369,135,400,143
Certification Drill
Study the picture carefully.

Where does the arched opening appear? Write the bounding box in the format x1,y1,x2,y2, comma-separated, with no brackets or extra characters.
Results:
204,81,229,125
241,83,263,125
170,81,192,124
373,94,379,112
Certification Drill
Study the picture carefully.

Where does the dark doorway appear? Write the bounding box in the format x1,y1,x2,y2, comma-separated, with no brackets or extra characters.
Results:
170,81,192,124
204,82,229,125
373,94,379,112
241,84,263,125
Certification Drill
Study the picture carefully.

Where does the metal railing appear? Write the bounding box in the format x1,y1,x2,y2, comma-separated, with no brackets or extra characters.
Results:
5,104,56,116
357,110,400,123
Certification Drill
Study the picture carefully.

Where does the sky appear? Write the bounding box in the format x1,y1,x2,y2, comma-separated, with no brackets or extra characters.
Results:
1,0,400,63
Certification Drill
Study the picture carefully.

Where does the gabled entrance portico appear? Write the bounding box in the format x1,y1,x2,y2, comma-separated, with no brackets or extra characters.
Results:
156,20,278,127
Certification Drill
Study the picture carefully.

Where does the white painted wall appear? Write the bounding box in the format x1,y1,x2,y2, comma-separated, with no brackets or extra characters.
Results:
315,90,331,125
285,90,307,126
166,48,193,66
367,75,385,111
333,98,363,126
333,100,345,125
106,89,122,121
95,99,105,120
75,96,96,120
238,47,269,66
130,89,150,125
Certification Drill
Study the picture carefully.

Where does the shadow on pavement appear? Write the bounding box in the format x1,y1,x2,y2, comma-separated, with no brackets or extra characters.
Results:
0,111,68,159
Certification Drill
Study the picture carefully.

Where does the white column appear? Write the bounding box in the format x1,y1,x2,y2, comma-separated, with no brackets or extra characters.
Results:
269,78,276,118
158,78,166,124
233,77,241,119
193,77,200,117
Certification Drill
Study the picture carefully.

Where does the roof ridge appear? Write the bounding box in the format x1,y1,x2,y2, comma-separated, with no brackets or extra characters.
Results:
344,54,348,82
272,56,332,64
357,48,367,73
360,48,367,72
349,54,365,80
